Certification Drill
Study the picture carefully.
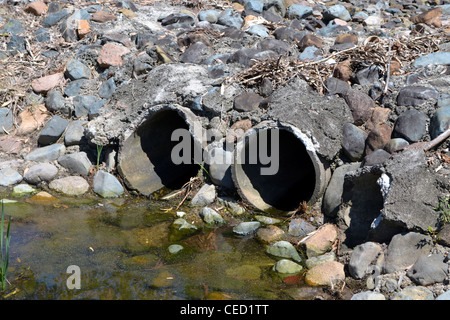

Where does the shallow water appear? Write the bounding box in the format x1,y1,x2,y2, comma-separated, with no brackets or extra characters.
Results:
0,193,311,300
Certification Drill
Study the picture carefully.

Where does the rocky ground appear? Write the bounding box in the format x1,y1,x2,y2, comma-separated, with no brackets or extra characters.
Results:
0,0,450,300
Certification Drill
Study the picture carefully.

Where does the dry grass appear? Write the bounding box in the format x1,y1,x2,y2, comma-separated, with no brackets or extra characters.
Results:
223,31,449,94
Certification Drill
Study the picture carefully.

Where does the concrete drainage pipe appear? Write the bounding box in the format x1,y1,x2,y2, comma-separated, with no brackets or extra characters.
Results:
231,121,329,214
117,104,204,196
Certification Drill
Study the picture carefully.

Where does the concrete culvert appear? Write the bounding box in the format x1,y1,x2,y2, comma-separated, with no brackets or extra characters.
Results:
117,104,204,196
232,121,329,214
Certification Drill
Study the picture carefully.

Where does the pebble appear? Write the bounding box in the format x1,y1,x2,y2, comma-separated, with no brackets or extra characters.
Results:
49,176,90,196
266,240,302,262
93,170,124,198
24,144,66,162
256,225,286,244
31,73,64,94
0,167,22,187
190,184,216,207
351,291,386,300
392,109,427,143
304,261,345,286
233,221,261,235
65,59,91,81
348,242,382,279
301,224,338,258
0,108,14,134
64,120,87,146
24,163,58,185
396,86,439,107
199,207,225,225
383,232,433,274
57,152,92,176
341,123,368,161
287,4,313,20
272,259,303,274
25,2,48,16
406,254,448,286
12,184,37,196
97,43,130,68
38,115,70,146
429,106,450,139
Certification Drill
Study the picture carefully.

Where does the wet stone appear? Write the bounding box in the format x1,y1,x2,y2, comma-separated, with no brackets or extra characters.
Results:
233,221,261,235
0,168,22,187
272,259,303,274
266,240,302,262
93,170,124,198
24,163,58,185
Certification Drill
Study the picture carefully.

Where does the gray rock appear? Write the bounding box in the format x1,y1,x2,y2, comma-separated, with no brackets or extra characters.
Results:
42,10,70,27
413,52,450,68
0,168,22,186
160,12,195,28
245,0,264,13
247,25,270,38
266,240,302,262
45,90,69,115
65,59,91,81
393,109,427,143
64,79,85,97
383,232,433,274
58,152,92,175
35,28,50,43
351,291,385,300
234,92,265,112
362,149,390,167
0,19,23,35
396,86,439,106
93,170,124,198
198,10,220,23
7,35,26,55
190,183,216,206
429,106,450,139
24,163,58,184
98,77,116,99
199,207,225,225
38,115,70,146
287,4,313,19
73,95,101,118
64,120,87,146
206,147,234,189
407,254,448,286
324,77,350,96
0,108,14,134
323,162,361,217
436,290,450,300
349,242,382,279
323,4,351,21
299,46,321,61
384,138,409,153
354,66,379,85
288,218,316,237
233,221,261,235
342,123,368,161
217,9,244,29
24,144,66,162
380,149,442,234
180,41,212,64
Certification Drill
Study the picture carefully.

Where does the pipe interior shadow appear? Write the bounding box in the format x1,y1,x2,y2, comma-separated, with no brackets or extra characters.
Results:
241,129,316,211
138,109,200,190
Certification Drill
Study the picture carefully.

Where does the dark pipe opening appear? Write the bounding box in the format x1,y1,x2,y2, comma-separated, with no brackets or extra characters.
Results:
240,128,316,211
138,109,201,190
